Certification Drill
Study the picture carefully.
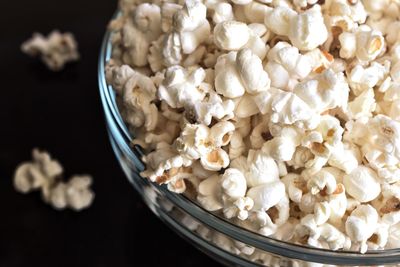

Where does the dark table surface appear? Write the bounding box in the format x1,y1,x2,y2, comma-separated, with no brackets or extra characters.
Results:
0,1,223,266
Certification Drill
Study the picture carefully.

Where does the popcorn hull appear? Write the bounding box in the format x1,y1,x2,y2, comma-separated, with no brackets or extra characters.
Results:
98,16,400,267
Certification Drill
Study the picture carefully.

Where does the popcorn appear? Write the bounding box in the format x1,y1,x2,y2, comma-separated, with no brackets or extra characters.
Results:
339,26,385,62
175,121,234,170
293,69,349,114
14,149,94,211
245,150,280,187
236,48,271,94
48,175,95,211
347,88,376,119
288,5,328,51
106,0,400,254
214,21,250,51
212,2,235,24
214,20,268,59
345,204,379,253
265,5,328,51
215,49,270,98
263,126,302,161
119,3,162,67
264,42,313,90
21,30,79,71
324,0,367,25
247,181,286,211
106,63,158,131
173,0,211,54
343,166,381,203
198,174,223,211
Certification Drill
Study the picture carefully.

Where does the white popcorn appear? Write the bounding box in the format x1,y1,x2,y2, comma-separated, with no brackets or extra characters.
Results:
214,20,268,60
288,5,328,51
213,2,235,24
302,115,343,158
339,26,385,62
345,204,379,253
229,132,246,159
220,168,255,219
118,3,162,67
325,0,367,25
247,181,285,211
198,174,223,211
14,149,94,211
174,0,211,54
175,121,234,170
343,166,381,203
294,69,349,114
142,142,192,183
328,142,360,174
161,3,182,33
346,115,400,183
215,52,246,98
236,49,271,94
245,150,280,187
48,175,95,211
307,169,337,196
264,6,297,36
264,42,313,90
215,49,270,98
107,0,400,254
269,90,318,129
347,88,376,119
281,173,306,203
106,63,158,131
265,5,328,51
14,149,62,194
214,21,251,51
158,65,206,109
21,31,79,71
250,121,269,149
263,135,300,162
221,168,247,199
194,90,235,125
243,2,272,24
296,215,350,250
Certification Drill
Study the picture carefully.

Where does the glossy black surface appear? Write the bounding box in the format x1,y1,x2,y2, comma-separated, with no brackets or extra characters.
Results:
0,1,222,266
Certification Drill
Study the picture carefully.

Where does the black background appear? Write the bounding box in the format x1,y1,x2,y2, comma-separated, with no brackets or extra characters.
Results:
0,1,222,266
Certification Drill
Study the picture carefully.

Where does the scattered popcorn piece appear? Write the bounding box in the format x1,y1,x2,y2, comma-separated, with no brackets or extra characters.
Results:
13,149,94,211
21,30,79,71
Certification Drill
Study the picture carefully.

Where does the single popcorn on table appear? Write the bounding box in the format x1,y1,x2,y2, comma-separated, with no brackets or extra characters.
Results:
21,30,79,71
106,0,400,255
14,149,94,211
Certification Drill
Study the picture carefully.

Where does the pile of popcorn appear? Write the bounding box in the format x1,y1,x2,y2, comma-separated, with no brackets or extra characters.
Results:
105,0,400,253
14,149,95,211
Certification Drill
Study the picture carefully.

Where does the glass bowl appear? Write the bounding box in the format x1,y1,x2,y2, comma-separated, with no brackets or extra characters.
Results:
98,20,400,267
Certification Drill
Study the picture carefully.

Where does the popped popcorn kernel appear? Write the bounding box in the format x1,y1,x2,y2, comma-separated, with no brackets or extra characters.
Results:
14,149,94,211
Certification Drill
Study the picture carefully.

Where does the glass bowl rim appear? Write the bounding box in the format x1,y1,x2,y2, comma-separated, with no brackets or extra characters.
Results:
98,13,400,265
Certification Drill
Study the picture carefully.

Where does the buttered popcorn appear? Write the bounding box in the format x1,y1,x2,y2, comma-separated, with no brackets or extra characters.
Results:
106,0,400,253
